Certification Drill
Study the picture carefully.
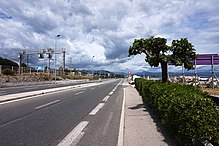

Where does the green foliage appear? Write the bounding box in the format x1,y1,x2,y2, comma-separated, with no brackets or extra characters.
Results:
21,63,27,67
128,36,196,82
170,38,196,70
0,57,19,67
129,36,169,67
2,68,15,75
135,78,219,145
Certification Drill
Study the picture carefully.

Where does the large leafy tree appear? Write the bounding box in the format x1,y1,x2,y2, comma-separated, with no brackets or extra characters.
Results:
128,36,196,82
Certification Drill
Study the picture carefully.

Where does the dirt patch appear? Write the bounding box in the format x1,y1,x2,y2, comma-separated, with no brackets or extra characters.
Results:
202,88,219,96
0,73,93,83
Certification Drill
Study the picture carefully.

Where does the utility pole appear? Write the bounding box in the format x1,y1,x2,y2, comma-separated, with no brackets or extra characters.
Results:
18,50,25,75
63,50,66,74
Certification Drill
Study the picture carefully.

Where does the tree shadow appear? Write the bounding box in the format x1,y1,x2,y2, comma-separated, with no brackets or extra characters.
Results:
128,96,179,146
128,103,145,110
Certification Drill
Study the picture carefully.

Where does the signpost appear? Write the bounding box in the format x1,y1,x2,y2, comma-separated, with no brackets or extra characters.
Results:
168,54,219,88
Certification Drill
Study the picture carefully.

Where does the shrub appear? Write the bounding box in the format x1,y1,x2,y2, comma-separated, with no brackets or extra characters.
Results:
2,68,15,75
135,78,219,145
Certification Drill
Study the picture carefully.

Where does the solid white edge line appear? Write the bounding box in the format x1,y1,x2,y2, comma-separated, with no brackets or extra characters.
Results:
102,95,110,102
109,92,114,95
118,88,125,146
89,103,105,115
57,121,89,146
35,100,60,109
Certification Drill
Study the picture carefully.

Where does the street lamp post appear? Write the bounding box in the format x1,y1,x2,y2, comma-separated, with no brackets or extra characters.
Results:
54,34,61,84
92,56,94,80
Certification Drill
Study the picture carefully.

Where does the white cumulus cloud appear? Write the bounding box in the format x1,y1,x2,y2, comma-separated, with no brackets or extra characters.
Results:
0,0,218,73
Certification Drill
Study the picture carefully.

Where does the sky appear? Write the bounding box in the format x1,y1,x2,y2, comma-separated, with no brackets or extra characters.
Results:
0,0,219,73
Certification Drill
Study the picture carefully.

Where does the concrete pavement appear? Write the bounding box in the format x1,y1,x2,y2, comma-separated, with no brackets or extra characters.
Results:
123,83,176,146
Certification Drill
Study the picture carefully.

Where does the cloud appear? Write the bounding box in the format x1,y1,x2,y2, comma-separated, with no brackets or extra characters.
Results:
0,0,219,73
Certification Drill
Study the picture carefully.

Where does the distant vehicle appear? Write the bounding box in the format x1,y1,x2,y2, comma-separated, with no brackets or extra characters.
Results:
129,75,140,84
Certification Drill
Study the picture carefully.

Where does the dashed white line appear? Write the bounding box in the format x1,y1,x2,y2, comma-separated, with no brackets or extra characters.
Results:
75,91,84,95
89,103,105,115
102,95,110,102
90,87,95,90
35,100,60,109
57,121,89,146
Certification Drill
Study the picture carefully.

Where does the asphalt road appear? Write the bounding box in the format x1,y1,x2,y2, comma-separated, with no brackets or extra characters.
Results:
0,79,103,96
0,79,124,146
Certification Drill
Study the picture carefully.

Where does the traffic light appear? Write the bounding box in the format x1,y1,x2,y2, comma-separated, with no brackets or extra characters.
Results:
38,53,44,58
48,53,52,59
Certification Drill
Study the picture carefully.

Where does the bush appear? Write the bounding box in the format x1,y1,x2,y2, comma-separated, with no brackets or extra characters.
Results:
135,78,219,145
2,68,15,75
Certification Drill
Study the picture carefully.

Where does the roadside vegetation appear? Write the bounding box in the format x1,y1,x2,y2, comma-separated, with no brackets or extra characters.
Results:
0,72,96,83
135,78,219,146
129,36,196,82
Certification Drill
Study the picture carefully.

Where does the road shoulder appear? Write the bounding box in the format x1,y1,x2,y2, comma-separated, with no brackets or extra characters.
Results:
124,84,175,146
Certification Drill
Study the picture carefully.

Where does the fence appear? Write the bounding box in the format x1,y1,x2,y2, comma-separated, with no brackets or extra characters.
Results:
0,65,19,74
0,65,47,75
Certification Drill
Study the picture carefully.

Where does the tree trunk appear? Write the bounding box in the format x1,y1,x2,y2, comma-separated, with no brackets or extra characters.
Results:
161,61,168,82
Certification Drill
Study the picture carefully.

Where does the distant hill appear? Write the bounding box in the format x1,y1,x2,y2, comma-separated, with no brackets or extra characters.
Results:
134,71,219,78
0,57,19,67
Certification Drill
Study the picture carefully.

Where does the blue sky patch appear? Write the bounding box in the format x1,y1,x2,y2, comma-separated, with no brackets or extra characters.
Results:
0,12,12,19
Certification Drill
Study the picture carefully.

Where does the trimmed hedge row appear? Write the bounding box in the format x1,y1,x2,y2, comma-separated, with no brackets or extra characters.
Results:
135,78,219,145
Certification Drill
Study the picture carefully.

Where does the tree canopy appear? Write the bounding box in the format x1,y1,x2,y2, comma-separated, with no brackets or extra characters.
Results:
128,36,196,82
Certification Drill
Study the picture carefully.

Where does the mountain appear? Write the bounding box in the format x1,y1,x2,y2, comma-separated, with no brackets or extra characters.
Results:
134,71,219,78
0,57,19,67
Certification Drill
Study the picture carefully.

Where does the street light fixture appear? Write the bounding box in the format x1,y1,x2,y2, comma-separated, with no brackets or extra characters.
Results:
54,34,61,84
92,56,95,80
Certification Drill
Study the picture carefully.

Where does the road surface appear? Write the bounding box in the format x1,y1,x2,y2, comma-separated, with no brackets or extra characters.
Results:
0,79,124,146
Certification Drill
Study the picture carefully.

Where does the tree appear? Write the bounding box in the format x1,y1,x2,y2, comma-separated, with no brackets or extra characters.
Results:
128,36,196,82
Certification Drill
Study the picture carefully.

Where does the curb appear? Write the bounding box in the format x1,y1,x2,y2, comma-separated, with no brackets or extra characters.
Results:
0,82,100,103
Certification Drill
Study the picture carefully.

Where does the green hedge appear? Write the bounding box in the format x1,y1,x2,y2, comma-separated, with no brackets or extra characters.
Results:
2,68,15,75
135,78,219,145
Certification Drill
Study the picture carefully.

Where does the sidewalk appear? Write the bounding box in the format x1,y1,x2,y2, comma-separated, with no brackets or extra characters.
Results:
123,84,176,146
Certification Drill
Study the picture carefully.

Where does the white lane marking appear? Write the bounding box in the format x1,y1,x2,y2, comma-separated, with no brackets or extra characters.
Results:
71,132,85,146
89,103,105,115
0,113,31,128
90,87,95,90
102,95,110,102
35,100,60,109
57,121,89,146
102,112,113,135
117,88,125,146
74,91,84,95
109,92,114,96
0,91,6,95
